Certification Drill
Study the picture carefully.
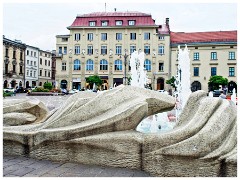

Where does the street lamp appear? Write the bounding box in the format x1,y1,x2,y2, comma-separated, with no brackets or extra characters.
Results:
123,49,129,85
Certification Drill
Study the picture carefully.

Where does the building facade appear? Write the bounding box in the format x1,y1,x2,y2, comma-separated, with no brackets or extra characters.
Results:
25,45,39,88
170,31,237,93
3,36,26,89
55,12,171,90
38,50,53,87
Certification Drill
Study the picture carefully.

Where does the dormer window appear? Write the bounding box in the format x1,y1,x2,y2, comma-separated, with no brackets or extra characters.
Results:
89,21,96,26
101,21,108,26
116,20,123,26
128,20,135,26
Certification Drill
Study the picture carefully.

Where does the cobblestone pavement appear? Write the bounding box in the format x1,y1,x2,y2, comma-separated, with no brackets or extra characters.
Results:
3,93,151,177
3,155,151,177
3,93,71,110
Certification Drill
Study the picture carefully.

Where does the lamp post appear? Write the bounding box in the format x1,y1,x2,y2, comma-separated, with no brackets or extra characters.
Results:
123,49,129,85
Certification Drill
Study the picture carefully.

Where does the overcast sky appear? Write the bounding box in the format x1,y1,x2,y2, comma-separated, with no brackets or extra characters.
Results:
3,1,238,51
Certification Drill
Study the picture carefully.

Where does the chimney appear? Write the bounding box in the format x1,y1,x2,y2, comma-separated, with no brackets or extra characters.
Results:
166,18,169,26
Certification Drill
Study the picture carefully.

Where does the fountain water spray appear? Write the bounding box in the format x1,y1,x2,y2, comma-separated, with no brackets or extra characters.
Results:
175,45,192,121
129,51,147,88
231,88,237,105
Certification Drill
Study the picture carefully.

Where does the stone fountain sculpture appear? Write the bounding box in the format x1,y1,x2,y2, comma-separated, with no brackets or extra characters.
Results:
3,85,237,177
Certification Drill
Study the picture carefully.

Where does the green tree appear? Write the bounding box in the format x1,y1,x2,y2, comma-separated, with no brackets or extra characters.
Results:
166,76,176,89
43,82,53,90
208,75,228,91
86,75,103,87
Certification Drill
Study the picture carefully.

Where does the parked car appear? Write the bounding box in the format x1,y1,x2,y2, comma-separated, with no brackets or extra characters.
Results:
213,90,223,97
16,87,27,93
3,87,16,93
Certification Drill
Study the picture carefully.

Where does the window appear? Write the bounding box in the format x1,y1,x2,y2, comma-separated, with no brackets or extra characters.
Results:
211,67,217,76
64,47,67,54
229,67,235,76
45,53,47,57
34,71,36,77
87,45,93,55
75,33,81,41
116,33,122,40
129,45,136,54
20,65,23,74
144,33,150,40
31,51,33,56
34,52,36,57
114,60,122,71
194,67,199,76
62,62,66,71
101,33,107,40
159,36,164,40
30,70,32,77
101,45,107,55
40,70,42,76
48,71,50,77
40,58,42,65
159,63,164,71
88,33,93,41
158,46,164,55
45,60,47,66
59,47,62,54
73,59,81,70
13,65,16,73
34,61,36,66
101,21,108,26
5,48,9,57
75,46,80,54
45,70,47,77
13,50,16,59
100,59,108,70
86,59,94,71
62,38,68,42
89,21,96,26
193,52,199,60
27,50,29,55
116,46,122,55
48,60,50,66
128,20,135,25
30,61,33,66
211,52,217,60
130,33,136,40
144,45,150,54
27,70,29,76
20,51,23,60
144,59,151,71
116,20,123,26
27,60,29,65
5,64,8,74
229,52,235,60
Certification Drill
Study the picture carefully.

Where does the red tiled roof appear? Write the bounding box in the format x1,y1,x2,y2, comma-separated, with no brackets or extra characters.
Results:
171,31,237,44
69,11,156,27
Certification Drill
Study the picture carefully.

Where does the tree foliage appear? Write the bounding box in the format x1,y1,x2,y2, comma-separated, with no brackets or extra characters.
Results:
86,75,103,87
43,82,53,90
208,75,228,90
166,76,176,88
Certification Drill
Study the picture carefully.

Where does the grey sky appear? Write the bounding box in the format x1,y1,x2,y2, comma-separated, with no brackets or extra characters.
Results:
3,2,237,51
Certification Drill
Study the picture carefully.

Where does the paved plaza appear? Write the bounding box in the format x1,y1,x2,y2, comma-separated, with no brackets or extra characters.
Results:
3,93,151,177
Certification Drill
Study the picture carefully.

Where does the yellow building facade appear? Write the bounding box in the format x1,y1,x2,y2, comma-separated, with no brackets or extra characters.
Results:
55,12,171,90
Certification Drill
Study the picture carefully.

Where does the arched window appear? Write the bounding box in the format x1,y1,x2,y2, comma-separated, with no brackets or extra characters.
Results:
114,60,122,71
73,59,81,70
100,59,108,70
86,59,94,71
144,59,151,71
191,81,201,92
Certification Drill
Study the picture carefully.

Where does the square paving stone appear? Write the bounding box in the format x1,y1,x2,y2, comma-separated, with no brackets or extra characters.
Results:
9,167,35,176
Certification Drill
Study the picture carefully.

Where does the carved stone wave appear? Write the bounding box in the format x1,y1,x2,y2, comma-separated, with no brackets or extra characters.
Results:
3,85,237,177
